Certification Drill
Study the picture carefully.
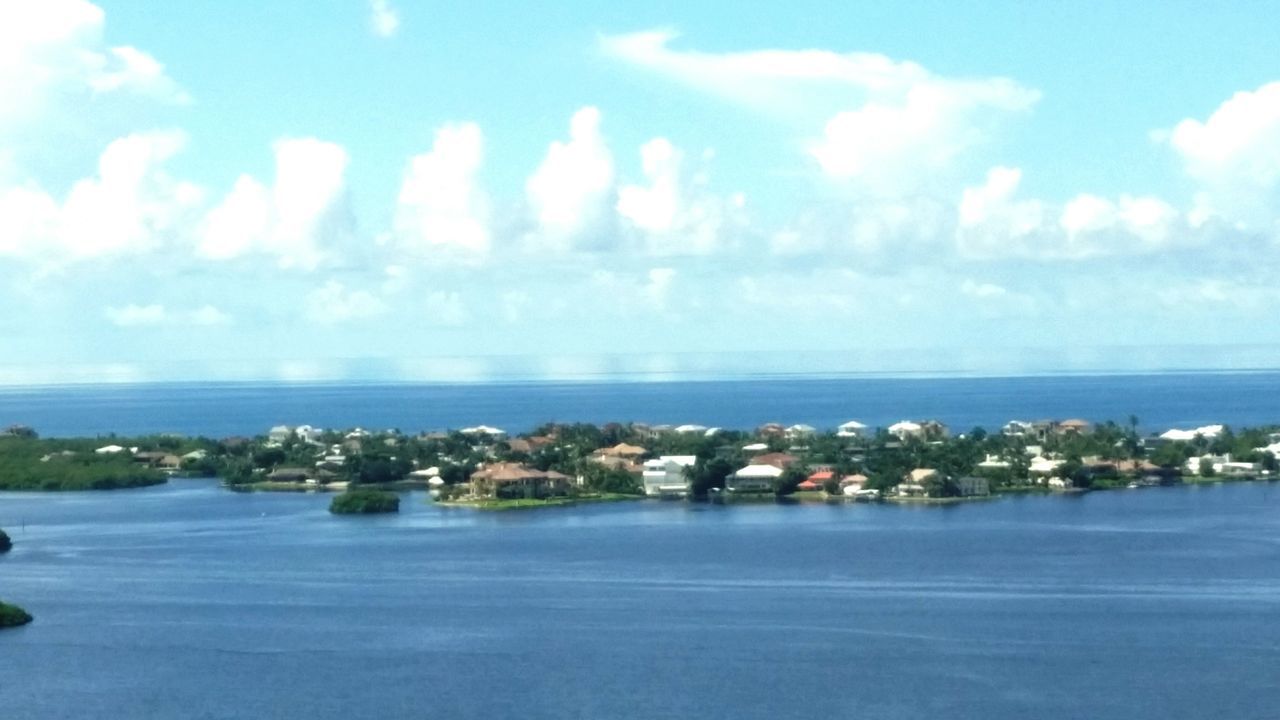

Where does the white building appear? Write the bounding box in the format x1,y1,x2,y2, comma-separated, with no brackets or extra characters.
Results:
267,425,292,444
836,420,868,438
95,444,126,454
726,464,783,493
888,421,923,441
1159,424,1224,442
642,455,697,497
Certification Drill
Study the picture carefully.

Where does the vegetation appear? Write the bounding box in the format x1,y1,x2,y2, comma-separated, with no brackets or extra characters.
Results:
0,529,10,553
329,489,400,514
0,602,32,628
0,437,168,491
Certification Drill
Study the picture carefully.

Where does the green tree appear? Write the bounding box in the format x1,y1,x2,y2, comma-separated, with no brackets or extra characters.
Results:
0,529,11,553
773,466,806,497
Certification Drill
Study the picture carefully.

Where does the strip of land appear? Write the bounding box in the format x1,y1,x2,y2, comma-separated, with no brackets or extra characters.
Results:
2,417,1276,508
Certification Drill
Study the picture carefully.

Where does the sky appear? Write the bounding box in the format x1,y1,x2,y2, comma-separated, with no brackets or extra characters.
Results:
2,0,1280,384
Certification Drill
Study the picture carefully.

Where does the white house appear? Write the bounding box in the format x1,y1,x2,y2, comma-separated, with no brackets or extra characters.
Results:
1002,420,1033,437
977,454,1011,470
742,442,769,452
460,425,505,437
267,425,292,444
1160,424,1224,442
642,455,697,497
836,420,868,438
295,425,324,444
785,424,816,439
674,424,708,435
1029,456,1064,476
888,421,923,441
95,444,126,454
726,463,782,493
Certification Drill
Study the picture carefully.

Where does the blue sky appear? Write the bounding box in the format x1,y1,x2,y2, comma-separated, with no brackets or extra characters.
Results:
2,0,1280,384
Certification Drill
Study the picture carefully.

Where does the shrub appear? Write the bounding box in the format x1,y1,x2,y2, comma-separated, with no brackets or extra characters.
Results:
0,602,32,628
329,489,400,514
0,529,10,553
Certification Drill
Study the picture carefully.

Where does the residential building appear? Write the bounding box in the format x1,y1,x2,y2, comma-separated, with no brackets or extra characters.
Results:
641,455,697,497
954,476,990,496
836,420,868,438
469,462,571,499
726,463,782,493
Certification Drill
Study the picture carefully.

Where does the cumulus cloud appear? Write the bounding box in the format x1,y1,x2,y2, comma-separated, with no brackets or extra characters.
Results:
525,107,616,251
617,139,739,255
601,29,1038,190
1166,81,1280,236
103,303,234,328
305,281,387,324
199,137,350,270
956,166,1182,260
0,130,202,263
0,0,188,163
105,303,167,327
392,123,490,264
367,0,400,38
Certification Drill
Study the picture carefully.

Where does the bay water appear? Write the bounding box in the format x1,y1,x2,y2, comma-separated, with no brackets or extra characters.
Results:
1,480,1278,719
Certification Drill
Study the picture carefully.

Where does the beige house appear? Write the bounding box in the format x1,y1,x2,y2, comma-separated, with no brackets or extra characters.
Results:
469,462,572,499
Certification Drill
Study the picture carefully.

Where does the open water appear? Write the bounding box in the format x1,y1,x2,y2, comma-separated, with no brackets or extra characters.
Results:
1,480,1279,719
2,371,1280,437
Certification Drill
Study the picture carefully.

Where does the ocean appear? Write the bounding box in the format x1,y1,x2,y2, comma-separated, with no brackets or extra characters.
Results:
1,371,1279,438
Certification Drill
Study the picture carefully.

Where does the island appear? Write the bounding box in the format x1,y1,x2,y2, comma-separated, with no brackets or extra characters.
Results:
0,601,32,629
2,418,1278,511
329,488,400,514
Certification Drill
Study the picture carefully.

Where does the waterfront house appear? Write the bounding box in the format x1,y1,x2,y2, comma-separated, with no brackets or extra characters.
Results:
1029,455,1064,477
469,462,571,499
267,425,292,444
750,452,799,470
726,464,782,493
267,467,310,483
836,420,868,438
955,476,990,496
896,468,939,496
1159,424,1224,442
641,455,697,497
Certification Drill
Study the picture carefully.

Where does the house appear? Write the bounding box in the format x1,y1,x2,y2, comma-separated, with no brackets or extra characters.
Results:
267,467,310,483
1002,420,1033,437
836,420,868,439
757,423,786,438
295,425,324,444
889,420,947,442
468,462,571,499
976,454,1010,471
267,425,293,444
95,444,127,454
460,425,506,437
726,464,783,493
1059,419,1092,435
505,438,534,454
750,452,799,470
785,424,816,439
641,455,697,497
674,424,708,435
888,421,923,440
181,449,208,462
801,469,835,492
742,442,769,453
1047,477,1072,490
132,451,168,466
897,468,939,496
594,443,648,460
954,476,990,496
1159,424,1224,442
2,424,36,438
1029,456,1064,476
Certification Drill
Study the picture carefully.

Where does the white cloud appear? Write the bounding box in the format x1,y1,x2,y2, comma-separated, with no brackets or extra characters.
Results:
305,281,387,324
199,137,350,270
392,122,490,264
602,29,1037,190
617,138,736,255
189,305,233,326
956,166,1182,260
500,291,529,324
0,0,188,138
367,0,400,38
105,303,166,327
525,107,615,251
959,279,1008,298
0,130,202,263
1166,82,1280,236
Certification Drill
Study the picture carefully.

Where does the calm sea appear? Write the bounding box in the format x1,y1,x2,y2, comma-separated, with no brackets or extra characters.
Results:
2,371,1280,437
1,480,1278,719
